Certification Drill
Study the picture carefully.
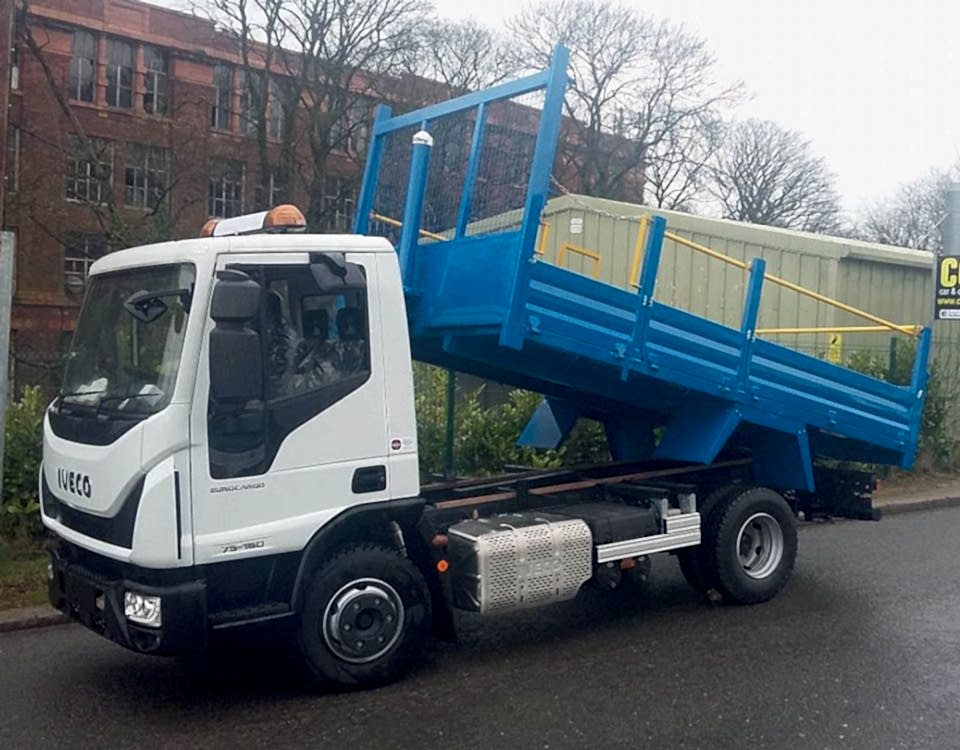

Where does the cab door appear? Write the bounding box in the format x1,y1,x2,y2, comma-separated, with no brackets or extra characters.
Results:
189,250,389,566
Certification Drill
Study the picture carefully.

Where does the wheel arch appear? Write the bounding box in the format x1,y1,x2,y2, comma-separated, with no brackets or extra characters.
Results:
290,497,425,613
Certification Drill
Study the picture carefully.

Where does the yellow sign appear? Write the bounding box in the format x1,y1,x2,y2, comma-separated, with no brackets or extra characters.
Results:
936,255,960,320
827,333,842,364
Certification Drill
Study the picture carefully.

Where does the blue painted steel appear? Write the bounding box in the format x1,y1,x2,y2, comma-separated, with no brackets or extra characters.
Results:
740,258,765,337
623,215,666,377
353,45,933,491
637,216,667,301
518,398,579,449
749,429,815,492
353,104,392,235
604,416,657,462
500,45,571,350
372,70,552,137
911,326,932,393
455,102,488,239
397,132,433,287
738,257,766,386
654,401,741,464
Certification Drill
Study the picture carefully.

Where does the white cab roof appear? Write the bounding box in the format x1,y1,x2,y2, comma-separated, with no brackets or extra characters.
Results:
90,233,394,276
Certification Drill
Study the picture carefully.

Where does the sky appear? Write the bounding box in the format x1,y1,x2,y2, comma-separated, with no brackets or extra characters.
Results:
428,0,960,217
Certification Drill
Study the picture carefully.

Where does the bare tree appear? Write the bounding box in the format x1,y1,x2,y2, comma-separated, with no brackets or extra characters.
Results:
203,0,290,208
406,19,518,94
206,0,425,227
709,119,842,234
855,165,960,252
507,0,741,204
645,113,723,211
282,0,425,226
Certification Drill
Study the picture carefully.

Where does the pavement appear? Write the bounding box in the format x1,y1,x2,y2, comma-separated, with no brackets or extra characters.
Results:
3,503,960,748
2,474,958,635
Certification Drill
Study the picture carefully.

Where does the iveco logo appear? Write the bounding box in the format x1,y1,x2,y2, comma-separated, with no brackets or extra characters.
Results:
57,468,92,499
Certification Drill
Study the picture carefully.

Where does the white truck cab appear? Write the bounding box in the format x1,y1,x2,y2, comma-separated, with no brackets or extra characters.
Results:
43,208,433,678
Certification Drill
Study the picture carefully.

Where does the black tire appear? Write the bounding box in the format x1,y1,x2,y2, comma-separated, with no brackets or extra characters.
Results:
708,487,797,605
297,544,431,690
677,485,742,593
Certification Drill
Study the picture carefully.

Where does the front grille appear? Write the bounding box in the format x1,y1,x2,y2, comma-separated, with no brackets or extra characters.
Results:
42,472,144,549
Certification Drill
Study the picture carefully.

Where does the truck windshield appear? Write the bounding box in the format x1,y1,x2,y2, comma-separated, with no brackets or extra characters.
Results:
58,264,196,417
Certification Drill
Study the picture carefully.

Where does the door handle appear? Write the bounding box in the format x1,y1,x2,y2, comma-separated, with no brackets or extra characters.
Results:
352,465,386,494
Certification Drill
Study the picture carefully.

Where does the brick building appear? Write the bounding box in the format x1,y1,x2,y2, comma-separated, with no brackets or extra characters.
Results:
1,0,639,395
3,0,365,393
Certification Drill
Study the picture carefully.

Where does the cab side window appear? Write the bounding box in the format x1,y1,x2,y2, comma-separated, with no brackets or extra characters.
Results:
208,258,371,479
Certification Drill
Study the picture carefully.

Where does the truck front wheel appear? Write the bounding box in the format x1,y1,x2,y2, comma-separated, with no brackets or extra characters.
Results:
297,544,431,689
708,487,797,604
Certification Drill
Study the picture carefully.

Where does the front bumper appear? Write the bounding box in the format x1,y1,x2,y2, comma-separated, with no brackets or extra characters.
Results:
48,547,208,656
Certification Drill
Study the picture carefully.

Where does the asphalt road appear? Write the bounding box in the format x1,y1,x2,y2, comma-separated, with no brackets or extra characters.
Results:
2,507,959,750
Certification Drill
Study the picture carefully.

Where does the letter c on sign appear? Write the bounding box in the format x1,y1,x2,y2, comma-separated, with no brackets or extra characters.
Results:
941,257,959,288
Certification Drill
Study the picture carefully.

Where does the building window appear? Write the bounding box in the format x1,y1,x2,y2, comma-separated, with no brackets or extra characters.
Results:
143,46,169,114
64,233,108,291
125,144,169,210
105,38,134,108
322,176,355,232
328,96,373,155
208,159,245,217
211,64,232,130
5,126,18,195
268,78,284,139
255,169,283,209
65,137,113,204
69,31,96,103
239,70,261,135
10,33,18,90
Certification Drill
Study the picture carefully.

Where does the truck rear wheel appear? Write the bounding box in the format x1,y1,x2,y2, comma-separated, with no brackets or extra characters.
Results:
297,544,431,689
708,487,797,604
676,485,741,593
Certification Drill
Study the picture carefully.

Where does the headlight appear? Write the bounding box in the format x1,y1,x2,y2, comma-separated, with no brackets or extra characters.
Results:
123,591,162,628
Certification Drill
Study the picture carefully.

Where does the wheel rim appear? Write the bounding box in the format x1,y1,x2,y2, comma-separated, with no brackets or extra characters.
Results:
735,512,784,579
322,578,404,664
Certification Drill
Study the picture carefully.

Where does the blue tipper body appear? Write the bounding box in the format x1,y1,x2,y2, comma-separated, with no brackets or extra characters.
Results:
354,46,932,493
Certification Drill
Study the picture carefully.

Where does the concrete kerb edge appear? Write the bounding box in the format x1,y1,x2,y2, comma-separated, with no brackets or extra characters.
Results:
2,495,959,634
0,606,68,634
875,495,960,516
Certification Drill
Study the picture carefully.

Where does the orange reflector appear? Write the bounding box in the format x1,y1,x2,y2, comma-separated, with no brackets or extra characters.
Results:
264,204,306,231
199,219,219,237
619,558,637,570
436,560,449,573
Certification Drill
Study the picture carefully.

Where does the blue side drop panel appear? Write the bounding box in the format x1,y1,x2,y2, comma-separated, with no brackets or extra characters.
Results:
355,45,932,491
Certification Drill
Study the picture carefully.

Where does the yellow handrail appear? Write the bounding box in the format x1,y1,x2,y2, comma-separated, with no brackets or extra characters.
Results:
664,231,749,271
661,229,918,337
535,222,549,258
628,215,649,288
558,242,602,279
757,325,923,336
370,211,448,243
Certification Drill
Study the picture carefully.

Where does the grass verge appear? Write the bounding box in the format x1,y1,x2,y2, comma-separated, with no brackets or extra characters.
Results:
0,552,49,611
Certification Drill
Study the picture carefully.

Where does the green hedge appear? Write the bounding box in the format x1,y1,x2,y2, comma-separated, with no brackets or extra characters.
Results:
414,364,608,480
2,387,45,546
846,340,957,471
